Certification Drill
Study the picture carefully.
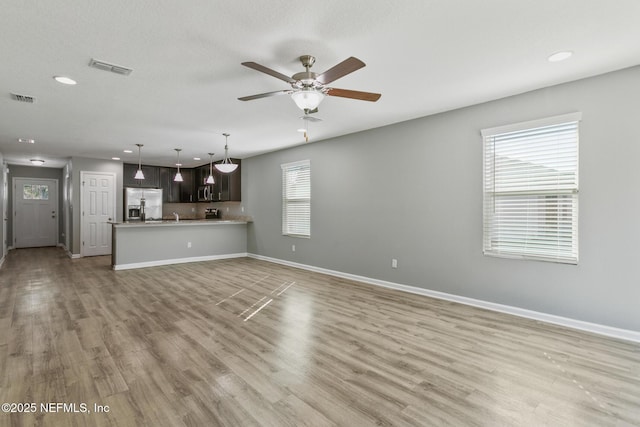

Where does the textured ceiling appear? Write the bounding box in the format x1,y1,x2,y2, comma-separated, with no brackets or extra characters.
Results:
1,0,640,168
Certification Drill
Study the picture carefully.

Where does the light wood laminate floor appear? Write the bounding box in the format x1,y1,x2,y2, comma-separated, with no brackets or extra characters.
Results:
0,247,639,426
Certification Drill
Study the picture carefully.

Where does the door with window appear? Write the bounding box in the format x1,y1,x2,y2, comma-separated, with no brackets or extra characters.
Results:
14,178,58,248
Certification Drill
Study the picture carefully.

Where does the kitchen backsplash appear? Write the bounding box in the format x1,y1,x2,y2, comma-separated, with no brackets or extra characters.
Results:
162,201,252,221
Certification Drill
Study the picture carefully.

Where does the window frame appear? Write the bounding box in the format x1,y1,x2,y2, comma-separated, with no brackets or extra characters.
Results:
281,159,311,238
481,112,581,264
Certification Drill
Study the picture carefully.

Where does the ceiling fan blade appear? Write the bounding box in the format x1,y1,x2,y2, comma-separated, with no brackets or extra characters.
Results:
241,62,296,84
316,57,366,84
326,88,381,102
238,90,292,101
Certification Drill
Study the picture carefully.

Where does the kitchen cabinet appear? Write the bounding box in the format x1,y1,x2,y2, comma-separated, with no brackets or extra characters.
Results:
158,167,180,203
197,165,213,187
123,163,159,188
178,169,195,202
212,159,241,201
125,162,235,202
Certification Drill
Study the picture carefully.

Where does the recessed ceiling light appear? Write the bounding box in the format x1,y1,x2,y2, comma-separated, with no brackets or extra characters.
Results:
30,159,45,166
112,157,121,160
297,128,306,133
123,149,133,153
193,157,201,161
53,76,77,85
18,138,35,144
548,51,573,62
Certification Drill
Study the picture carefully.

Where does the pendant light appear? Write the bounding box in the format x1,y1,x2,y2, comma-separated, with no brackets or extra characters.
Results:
174,148,183,182
214,133,238,173
134,144,145,180
206,153,215,184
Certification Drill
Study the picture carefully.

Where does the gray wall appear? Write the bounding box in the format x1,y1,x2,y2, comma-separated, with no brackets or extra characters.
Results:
0,154,5,260
70,157,123,255
7,165,65,247
244,65,640,332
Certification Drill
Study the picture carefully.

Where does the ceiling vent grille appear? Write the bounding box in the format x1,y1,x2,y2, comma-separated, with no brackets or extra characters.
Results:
89,58,133,76
10,93,36,103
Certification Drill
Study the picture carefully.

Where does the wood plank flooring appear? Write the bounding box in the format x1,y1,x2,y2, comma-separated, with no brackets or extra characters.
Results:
0,247,639,426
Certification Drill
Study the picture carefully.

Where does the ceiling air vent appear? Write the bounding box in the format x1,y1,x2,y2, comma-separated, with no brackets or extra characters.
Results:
89,58,133,76
10,93,36,103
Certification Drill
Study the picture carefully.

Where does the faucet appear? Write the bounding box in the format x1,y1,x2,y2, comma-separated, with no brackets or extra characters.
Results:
172,212,179,222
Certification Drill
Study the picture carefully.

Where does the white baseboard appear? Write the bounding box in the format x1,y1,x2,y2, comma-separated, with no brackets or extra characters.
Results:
247,253,640,344
113,252,248,271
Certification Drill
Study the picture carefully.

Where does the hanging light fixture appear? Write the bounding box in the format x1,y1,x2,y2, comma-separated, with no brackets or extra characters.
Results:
134,144,145,180
291,88,324,111
174,148,183,182
214,133,238,173
206,153,215,184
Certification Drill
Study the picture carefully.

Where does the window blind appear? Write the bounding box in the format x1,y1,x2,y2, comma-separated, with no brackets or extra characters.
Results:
282,160,311,237
482,114,580,264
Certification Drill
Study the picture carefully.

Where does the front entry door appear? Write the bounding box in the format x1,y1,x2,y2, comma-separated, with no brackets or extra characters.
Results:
14,178,58,248
81,172,115,257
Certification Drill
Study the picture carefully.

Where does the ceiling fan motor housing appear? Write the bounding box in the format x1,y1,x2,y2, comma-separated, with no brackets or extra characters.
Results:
293,55,323,88
292,71,321,88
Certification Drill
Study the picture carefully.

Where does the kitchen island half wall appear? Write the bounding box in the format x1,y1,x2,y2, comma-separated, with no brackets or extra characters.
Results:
112,220,248,270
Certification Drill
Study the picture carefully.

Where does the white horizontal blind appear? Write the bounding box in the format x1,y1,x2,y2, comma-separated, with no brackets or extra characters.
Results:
482,115,579,264
282,160,311,237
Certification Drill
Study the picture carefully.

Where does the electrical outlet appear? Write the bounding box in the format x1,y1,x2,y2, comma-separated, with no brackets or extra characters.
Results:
191,207,196,213
241,206,244,212
391,259,398,268
292,244,296,252
187,242,192,248
226,207,229,212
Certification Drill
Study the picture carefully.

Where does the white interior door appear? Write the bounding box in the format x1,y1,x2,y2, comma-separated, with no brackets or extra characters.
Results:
81,172,115,257
14,178,58,248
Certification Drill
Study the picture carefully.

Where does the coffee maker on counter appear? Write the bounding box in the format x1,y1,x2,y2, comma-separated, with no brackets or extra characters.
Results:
205,208,219,219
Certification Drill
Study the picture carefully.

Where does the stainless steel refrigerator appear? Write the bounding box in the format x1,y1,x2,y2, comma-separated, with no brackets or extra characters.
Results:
124,188,163,222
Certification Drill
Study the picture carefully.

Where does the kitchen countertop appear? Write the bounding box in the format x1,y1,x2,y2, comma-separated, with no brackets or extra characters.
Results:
112,219,248,228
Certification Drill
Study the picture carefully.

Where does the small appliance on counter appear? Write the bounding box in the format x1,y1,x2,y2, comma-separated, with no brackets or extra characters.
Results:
125,188,163,222
205,208,219,219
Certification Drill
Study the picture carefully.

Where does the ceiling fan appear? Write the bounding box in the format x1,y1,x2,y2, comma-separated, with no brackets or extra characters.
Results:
238,55,381,112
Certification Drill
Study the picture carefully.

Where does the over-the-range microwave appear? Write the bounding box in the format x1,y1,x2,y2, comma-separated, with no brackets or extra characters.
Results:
197,185,213,201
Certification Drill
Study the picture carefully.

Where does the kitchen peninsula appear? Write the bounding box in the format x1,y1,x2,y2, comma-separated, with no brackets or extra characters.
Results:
111,219,248,270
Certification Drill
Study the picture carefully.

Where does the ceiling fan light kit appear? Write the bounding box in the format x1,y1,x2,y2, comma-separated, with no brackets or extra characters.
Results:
291,88,324,110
